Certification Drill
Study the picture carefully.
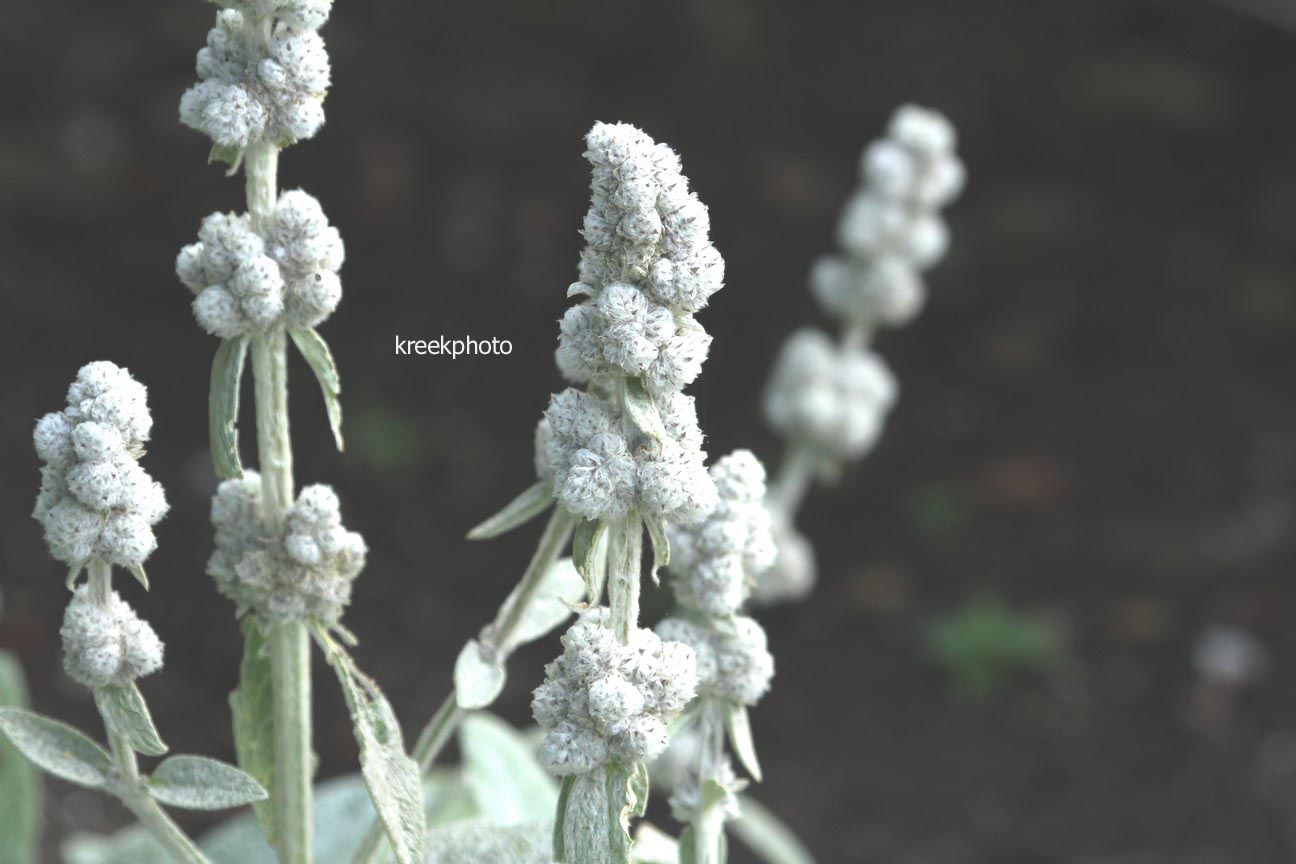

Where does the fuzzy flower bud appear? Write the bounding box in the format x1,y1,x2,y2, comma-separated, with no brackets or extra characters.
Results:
60,585,164,689
764,329,897,463
655,614,773,707
180,8,331,149
177,190,343,337
533,609,697,775
667,450,776,616
541,389,716,525
32,363,168,570
815,105,964,329
208,474,367,625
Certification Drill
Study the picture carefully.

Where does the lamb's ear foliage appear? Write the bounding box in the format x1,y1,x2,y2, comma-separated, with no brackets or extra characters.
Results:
229,618,277,843
0,654,41,864
467,481,552,540
316,630,425,864
289,327,344,452
146,755,268,811
210,336,249,480
94,683,167,757
0,709,112,789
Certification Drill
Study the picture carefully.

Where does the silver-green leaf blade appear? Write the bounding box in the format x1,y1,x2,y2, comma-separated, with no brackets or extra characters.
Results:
725,703,762,783
147,755,268,810
453,641,506,710
0,654,41,864
459,713,557,825
731,795,816,864
230,617,276,842
94,683,167,757
0,708,111,789
289,327,344,451
210,336,249,480
467,481,553,540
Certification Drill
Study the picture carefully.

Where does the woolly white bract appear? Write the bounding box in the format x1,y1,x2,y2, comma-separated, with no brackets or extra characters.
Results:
60,584,164,689
532,609,697,776
180,6,332,149
177,189,345,338
208,473,367,625
32,362,168,570
764,327,898,463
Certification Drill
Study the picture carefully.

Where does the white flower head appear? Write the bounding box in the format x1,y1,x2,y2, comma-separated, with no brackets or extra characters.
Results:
32,363,168,570
542,389,717,526
533,609,697,775
764,329,897,462
180,8,331,149
208,474,367,625
61,585,164,689
816,104,964,328
655,614,773,707
667,450,776,616
177,189,344,338
751,515,817,606
669,756,742,825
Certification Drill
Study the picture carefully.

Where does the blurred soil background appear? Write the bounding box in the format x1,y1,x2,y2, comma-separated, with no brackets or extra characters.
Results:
3,0,1296,861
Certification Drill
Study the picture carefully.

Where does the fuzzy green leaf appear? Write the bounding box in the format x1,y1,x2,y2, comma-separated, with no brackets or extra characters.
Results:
629,761,650,819
230,618,276,842
495,557,587,654
146,755,268,810
621,377,665,443
467,481,553,540
459,713,558,824
127,565,149,591
66,563,85,590
94,682,167,757
208,143,244,175
0,654,41,864
731,795,816,864
453,641,506,710
604,762,636,864
632,823,679,864
320,635,425,864
210,336,249,480
555,766,634,864
289,327,344,452
572,518,608,603
0,709,111,789
642,512,669,585
553,775,576,862
725,704,762,783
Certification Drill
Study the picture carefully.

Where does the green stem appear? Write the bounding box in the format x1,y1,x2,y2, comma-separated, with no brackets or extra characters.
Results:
87,562,210,864
693,698,728,864
767,441,817,519
350,507,577,864
607,516,643,645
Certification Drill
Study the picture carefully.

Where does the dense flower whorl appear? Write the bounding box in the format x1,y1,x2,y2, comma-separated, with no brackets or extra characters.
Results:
667,450,776,616
177,189,344,338
669,757,742,825
751,516,817,606
556,122,723,400
655,615,774,707
32,362,168,570
208,474,367,625
814,104,965,328
60,585,164,689
541,389,717,525
179,7,331,149
764,328,897,462
532,609,698,776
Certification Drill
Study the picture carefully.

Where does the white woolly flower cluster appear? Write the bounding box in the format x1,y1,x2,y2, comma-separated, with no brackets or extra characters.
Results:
32,362,168,570
667,450,776,617
60,585,164,689
764,328,898,462
555,122,723,397
208,473,367,625
180,6,331,149
537,389,717,525
812,104,965,328
669,757,742,825
177,189,345,338
532,609,698,776
655,615,773,707
752,515,817,605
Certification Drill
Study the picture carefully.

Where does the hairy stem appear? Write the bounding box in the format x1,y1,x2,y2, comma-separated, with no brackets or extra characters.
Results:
767,441,818,518
88,562,210,864
350,507,577,864
693,698,728,864
247,133,311,861
608,516,643,645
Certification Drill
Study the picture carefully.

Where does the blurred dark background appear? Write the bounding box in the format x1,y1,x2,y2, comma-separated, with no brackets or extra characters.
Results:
4,0,1296,861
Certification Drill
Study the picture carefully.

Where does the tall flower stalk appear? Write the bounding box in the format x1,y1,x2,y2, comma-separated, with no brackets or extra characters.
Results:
759,105,966,603
0,362,268,864
178,3,424,863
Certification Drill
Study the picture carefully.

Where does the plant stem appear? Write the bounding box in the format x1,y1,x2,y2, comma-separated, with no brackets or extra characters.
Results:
608,516,643,645
350,507,577,864
246,134,311,862
693,698,728,864
87,562,210,864
768,441,818,518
